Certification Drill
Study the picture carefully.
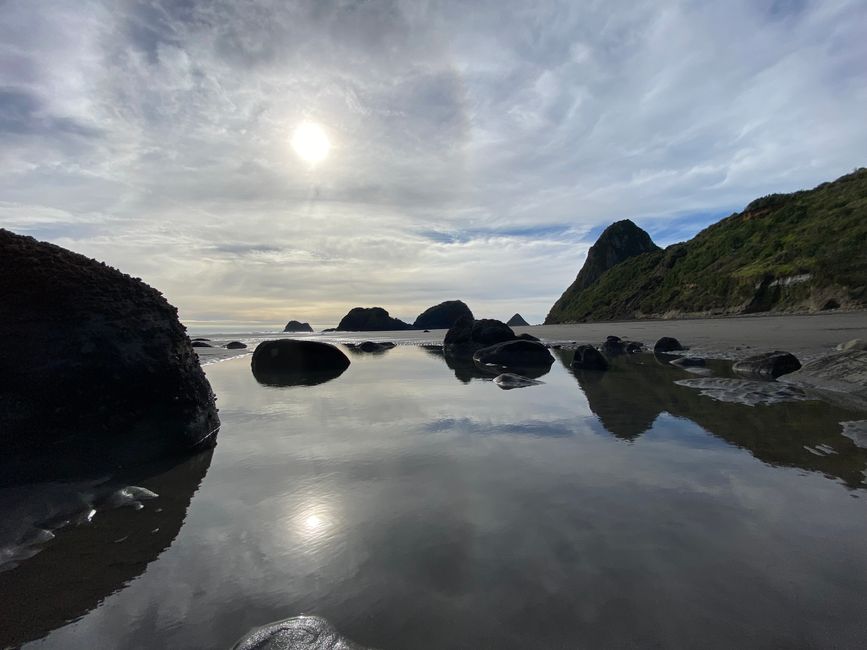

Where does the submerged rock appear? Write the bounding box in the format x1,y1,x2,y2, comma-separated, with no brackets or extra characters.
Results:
732,351,801,379
226,341,248,349
283,320,314,333
571,345,609,371
443,315,516,348
413,300,473,330
653,337,684,353
0,229,219,486
251,340,350,387
232,615,375,650
675,377,810,406
356,341,395,353
494,373,544,390
473,340,554,370
192,341,213,348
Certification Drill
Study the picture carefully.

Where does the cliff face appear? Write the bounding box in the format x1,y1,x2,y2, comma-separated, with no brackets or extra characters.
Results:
0,229,219,484
545,168,867,323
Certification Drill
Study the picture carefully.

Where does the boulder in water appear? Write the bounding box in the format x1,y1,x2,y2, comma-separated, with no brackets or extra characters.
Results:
251,340,350,386
191,341,213,348
356,341,395,353
443,315,516,348
473,339,554,370
226,341,247,349
733,351,801,379
0,229,219,486
571,345,609,371
653,337,684,353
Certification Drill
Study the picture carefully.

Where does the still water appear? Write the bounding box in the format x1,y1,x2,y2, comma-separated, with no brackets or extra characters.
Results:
4,342,867,649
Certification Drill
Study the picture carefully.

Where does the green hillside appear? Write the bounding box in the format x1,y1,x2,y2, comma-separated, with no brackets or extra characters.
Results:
545,168,867,323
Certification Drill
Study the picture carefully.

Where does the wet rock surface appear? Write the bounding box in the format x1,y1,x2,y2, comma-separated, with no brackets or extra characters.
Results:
653,336,684,353
0,229,219,486
473,340,554,371
571,345,609,371
494,373,544,390
233,616,375,650
443,315,516,348
732,351,801,379
251,340,350,387
779,350,867,410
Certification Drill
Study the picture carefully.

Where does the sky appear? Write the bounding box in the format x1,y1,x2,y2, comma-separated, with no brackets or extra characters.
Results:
1,0,866,328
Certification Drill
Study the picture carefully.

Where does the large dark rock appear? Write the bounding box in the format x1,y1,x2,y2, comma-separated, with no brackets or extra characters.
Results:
546,220,660,323
443,315,516,348
654,337,684,353
0,229,219,486
473,340,554,370
251,340,350,386
283,320,313,333
334,307,411,331
571,345,609,371
733,351,801,379
506,313,530,327
413,300,473,330
233,615,375,650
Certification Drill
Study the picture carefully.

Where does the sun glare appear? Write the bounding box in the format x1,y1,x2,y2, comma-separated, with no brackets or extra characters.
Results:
291,121,330,164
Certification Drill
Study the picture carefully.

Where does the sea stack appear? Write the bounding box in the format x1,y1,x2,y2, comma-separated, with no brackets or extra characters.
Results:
283,320,313,332
0,229,219,485
333,306,412,331
506,313,530,327
413,300,474,330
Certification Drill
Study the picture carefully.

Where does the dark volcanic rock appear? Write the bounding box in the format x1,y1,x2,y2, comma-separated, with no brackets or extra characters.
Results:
733,351,801,379
601,339,625,355
413,300,473,330
191,337,210,342
0,229,219,486
546,220,660,323
233,615,374,650
335,307,411,331
506,313,530,327
283,320,313,333
516,333,540,342
226,341,247,349
571,345,609,371
654,337,684,353
356,341,396,353
192,341,213,348
443,315,516,348
473,340,555,370
251,340,350,386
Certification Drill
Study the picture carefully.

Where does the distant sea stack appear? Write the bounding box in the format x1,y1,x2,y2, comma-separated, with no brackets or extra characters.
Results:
413,300,474,330
0,229,219,485
334,306,412,331
545,169,867,323
506,313,530,327
283,320,313,332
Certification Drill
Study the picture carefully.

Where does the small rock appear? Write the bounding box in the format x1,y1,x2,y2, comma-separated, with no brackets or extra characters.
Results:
837,339,867,352
653,337,683,352
191,341,213,348
357,341,395,353
571,345,608,371
232,615,375,650
733,351,801,379
494,373,544,390
226,341,247,349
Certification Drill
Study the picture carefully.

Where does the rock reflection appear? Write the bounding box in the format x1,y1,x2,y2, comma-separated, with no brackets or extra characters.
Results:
252,365,348,387
422,345,551,383
556,350,867,488
0,449,213,648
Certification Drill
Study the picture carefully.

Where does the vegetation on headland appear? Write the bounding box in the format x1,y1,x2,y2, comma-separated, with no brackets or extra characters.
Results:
545,168,867,323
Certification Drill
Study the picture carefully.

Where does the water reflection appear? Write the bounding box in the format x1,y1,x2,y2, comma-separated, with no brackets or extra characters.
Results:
556,350,867,488
0,449,213,648
422,345,552,383
252,365,348,387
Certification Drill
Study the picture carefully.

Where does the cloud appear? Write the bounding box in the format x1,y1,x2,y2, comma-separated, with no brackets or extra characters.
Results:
1,0,866,326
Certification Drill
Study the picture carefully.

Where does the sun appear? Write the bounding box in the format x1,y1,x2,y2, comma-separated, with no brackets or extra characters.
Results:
291,121,330,164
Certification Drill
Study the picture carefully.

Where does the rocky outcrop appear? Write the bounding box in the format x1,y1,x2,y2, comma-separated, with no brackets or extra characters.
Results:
654,337,684,353
233,615,375,650
413,300,473,330
0,229,219,486
226,341,247,349
779,350,867,410
732,351,801,379
352,341,396,353
251,340,350,386
506,313,530,327
334,307,411,331
443,315,516,349
546,220,660,323
283,320,313,333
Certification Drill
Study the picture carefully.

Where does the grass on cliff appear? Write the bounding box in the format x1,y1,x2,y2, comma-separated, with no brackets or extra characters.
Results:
546,168,867,322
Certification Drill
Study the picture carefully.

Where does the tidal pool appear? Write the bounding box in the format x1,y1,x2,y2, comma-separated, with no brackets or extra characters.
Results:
4,344,867,649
